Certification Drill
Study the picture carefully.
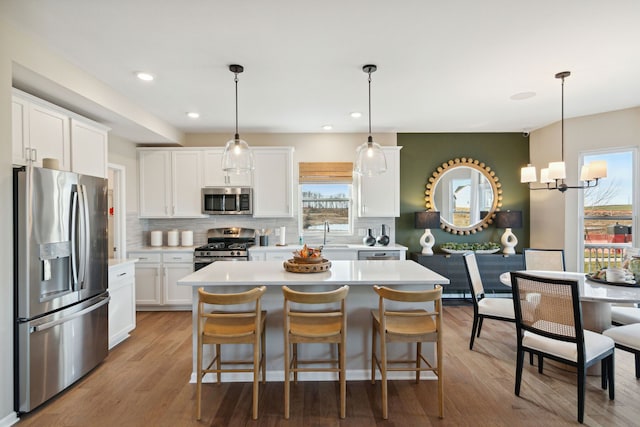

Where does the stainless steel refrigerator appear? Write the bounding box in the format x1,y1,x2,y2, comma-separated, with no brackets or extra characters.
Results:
14,166,110,414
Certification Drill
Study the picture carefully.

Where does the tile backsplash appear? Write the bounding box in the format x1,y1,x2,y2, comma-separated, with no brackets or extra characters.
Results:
126,212,395,249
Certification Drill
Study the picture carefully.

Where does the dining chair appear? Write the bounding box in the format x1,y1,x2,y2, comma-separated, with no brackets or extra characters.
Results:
603,323,640,378
371,284,444,419
196,286,267,420
282,285,349,419
523,248,566,271
462,252,515,350
611,304,640,326
510,272,615,424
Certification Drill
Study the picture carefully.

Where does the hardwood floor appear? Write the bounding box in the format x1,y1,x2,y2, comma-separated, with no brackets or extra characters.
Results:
17,304,640,426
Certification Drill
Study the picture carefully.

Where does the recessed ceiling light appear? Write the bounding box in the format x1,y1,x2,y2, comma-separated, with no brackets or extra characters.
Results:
350,112,362,118
135,71,154,81
187,112,200,119
510,91,536,101
322,124,333,131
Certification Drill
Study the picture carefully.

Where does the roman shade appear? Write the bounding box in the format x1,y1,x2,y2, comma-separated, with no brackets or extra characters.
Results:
299,162,353,183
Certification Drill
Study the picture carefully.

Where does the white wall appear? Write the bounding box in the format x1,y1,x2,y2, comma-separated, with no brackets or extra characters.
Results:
0,22,18,427
108,134,139,213
529,106,640,270
0,19,179,425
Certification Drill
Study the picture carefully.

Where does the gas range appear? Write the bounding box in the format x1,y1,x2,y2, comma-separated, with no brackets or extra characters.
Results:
194,227,255,270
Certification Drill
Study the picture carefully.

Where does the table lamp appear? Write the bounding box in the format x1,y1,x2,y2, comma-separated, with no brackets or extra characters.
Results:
414,211,441,255
495,210,523,255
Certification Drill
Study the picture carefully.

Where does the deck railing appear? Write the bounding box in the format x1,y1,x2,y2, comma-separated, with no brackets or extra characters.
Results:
583,243,632,273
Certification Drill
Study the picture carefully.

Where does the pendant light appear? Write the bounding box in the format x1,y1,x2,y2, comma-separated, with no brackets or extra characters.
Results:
520,71,606,192
222,64,254,174
354,64,387,177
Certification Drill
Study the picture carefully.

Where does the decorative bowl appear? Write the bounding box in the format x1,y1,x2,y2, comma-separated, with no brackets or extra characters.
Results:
293,256,325,264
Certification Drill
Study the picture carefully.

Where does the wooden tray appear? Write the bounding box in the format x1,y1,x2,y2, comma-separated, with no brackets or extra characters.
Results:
284,259,331,273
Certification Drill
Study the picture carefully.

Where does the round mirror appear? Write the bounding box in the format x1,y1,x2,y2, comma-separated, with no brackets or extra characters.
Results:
425,158,502,234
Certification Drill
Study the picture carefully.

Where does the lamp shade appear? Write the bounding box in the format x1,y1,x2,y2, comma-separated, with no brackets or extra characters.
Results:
494,210,523,229
415,211,441,229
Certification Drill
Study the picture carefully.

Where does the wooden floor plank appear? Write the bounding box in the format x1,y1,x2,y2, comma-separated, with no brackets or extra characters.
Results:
16,306,640,426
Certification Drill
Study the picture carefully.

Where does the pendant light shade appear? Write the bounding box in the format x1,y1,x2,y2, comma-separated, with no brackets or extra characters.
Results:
354,64,387,177
222,64,254,174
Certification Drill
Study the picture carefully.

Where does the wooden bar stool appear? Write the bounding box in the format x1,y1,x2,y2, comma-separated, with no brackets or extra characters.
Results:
282,285,349,419
196,286,267,420
371,284,444,419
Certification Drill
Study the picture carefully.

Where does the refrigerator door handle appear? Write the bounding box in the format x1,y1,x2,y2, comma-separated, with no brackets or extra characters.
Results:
30,296,110,333
70,189,79,288
29,297,111,333
81,184,91,289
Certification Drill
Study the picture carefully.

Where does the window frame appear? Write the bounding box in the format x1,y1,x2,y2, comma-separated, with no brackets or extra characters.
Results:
578,146,638,272
298,182,354,238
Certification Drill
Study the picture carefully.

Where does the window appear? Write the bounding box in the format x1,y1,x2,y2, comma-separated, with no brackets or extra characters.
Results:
300,183,352,234
581,149,636,272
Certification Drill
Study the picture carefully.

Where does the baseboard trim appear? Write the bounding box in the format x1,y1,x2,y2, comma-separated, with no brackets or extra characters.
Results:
189,369,437,383
0,411,20,427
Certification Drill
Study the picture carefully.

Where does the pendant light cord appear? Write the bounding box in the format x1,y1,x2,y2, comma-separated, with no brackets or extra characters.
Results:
560,74,564,162
234,72,239,140
368,71,372,138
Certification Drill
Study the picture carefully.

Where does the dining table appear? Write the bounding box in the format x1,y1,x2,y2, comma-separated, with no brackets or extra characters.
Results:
499,270,640,333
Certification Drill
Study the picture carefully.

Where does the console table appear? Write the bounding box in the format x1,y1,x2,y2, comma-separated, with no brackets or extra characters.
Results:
411,252,524,294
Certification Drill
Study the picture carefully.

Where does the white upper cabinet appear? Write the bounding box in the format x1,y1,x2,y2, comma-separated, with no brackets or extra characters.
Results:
12,91,71,170
252,147,294,218
138,149,205,218
172,150,205,217
357,146,401,217
11,95,29,166
203,148,252,187
12,89,109,177
70,119,109,178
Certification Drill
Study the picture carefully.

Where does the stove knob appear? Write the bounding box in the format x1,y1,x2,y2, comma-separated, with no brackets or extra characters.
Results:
206,251,212,256
231,251,237,256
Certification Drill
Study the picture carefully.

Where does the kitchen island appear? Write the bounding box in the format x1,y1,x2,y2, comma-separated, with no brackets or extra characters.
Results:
178,260,449,382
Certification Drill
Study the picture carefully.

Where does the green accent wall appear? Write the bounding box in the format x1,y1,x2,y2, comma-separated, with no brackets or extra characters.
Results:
397,133,530,254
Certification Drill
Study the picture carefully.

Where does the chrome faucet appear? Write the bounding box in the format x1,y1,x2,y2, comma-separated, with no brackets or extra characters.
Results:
323,221,330,246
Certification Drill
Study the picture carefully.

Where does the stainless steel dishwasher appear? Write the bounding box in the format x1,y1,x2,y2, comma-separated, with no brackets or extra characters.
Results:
358,250,401,260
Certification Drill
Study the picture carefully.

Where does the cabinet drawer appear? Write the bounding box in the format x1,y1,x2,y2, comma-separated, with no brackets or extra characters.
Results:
109,263,135,288
162,252,193,263
129,252,162,263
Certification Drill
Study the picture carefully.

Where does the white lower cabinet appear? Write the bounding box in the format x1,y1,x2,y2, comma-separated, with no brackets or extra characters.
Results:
108,261,137,349
322,249,358,261
129,251,194,310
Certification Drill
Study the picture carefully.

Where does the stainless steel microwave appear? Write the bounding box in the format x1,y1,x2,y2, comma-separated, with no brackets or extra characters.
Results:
202,187,253,215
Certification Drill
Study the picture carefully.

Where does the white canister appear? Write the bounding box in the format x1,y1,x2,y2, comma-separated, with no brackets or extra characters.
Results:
150,230,163,247
181,230,194,247
167,230,179,247
279,226,286,245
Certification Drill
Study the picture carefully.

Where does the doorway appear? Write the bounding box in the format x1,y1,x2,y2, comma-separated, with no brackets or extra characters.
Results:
107,163,126,259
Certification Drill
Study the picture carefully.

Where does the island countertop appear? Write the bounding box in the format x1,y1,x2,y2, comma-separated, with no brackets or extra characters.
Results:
179,259,449,383
178,259,449,287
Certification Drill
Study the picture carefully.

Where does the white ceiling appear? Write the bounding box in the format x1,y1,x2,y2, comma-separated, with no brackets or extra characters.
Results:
3,0,640,142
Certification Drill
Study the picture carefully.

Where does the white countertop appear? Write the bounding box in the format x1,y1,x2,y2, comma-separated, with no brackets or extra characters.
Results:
108,258,138,269
128,246,198,253
248,244,408,252
178,259,448,287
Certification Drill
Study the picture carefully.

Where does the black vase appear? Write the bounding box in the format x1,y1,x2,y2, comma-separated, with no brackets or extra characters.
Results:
377,224,390,246
363,228,376,246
